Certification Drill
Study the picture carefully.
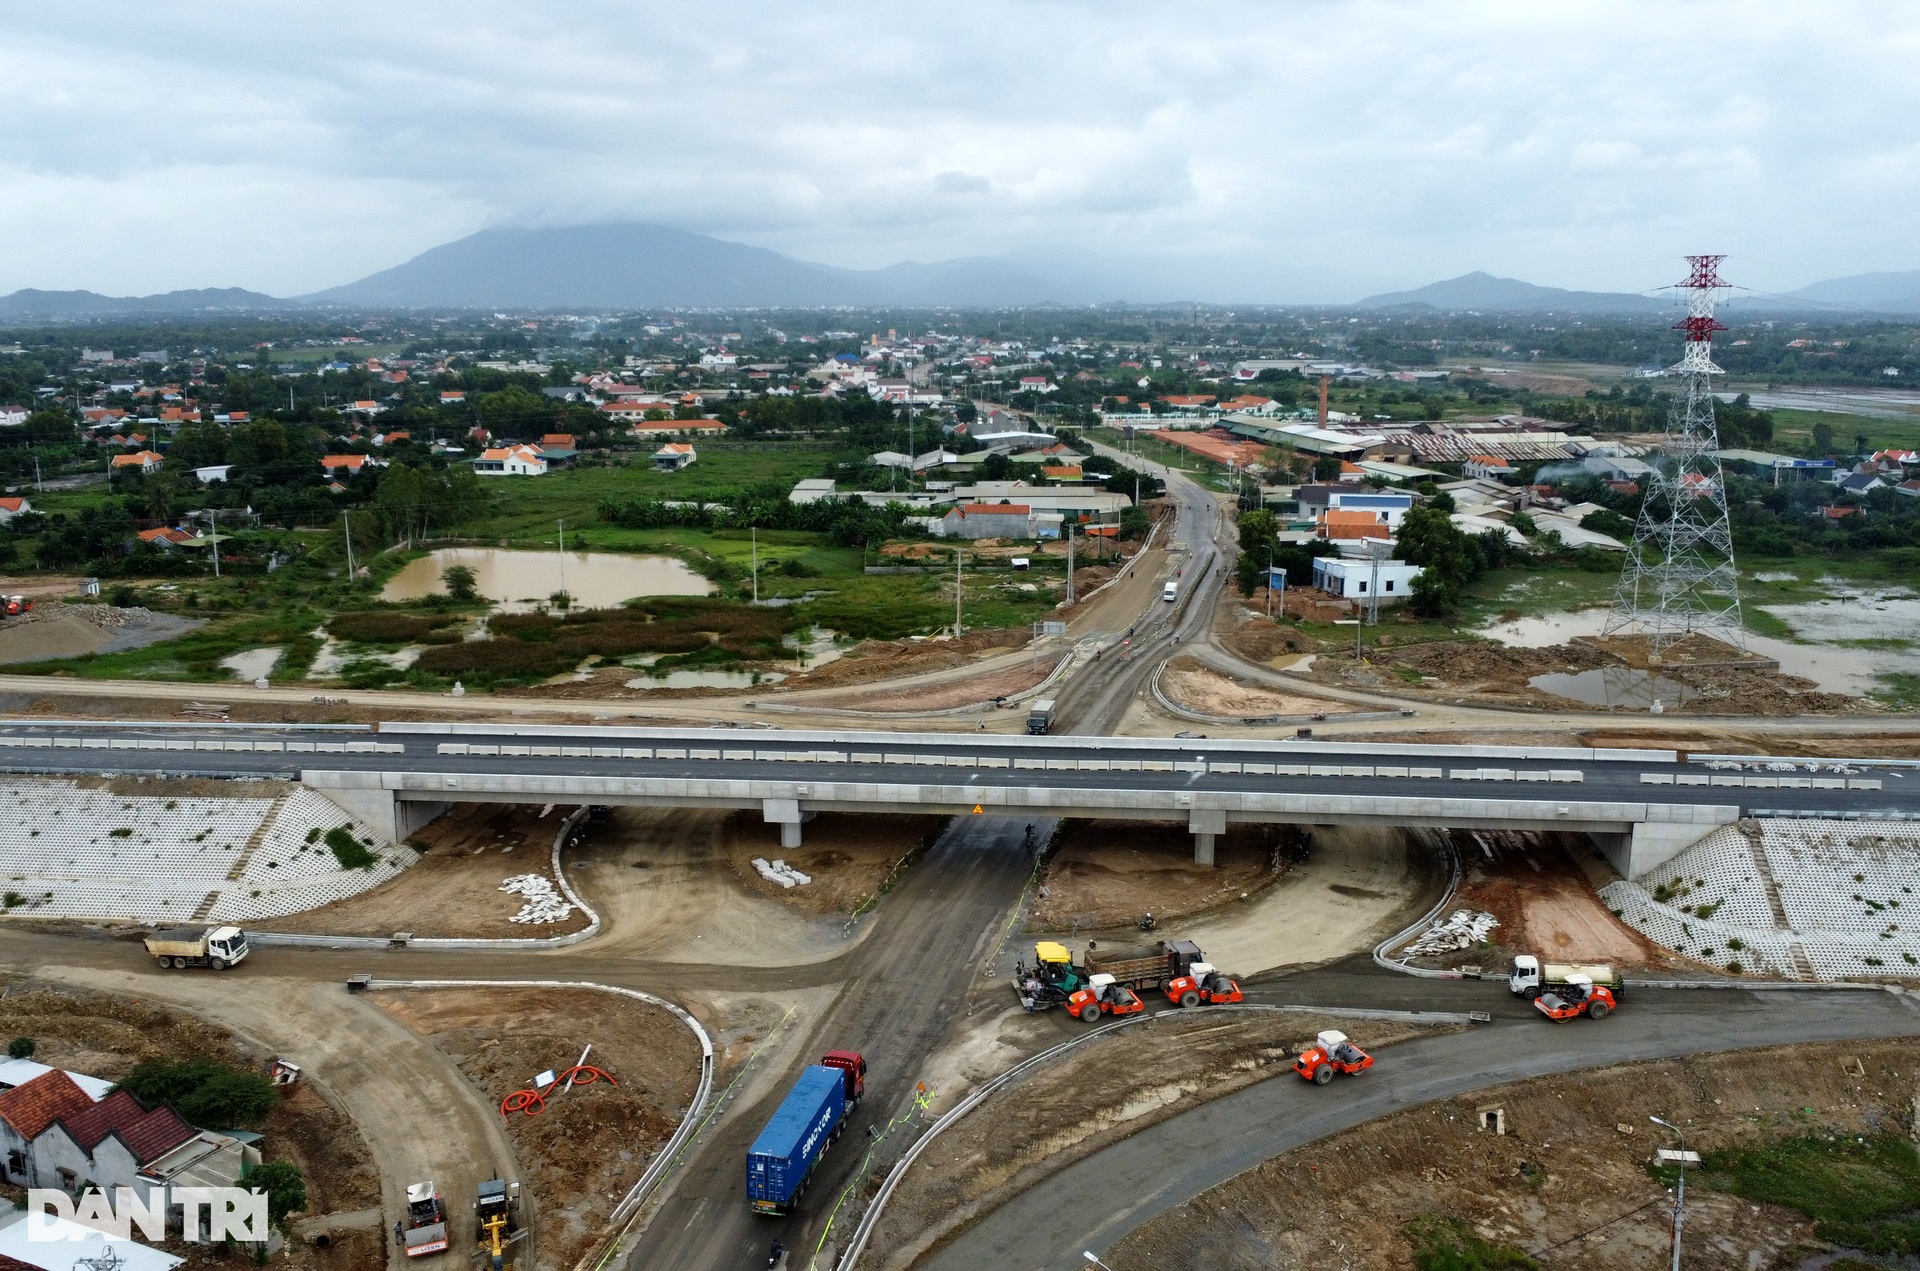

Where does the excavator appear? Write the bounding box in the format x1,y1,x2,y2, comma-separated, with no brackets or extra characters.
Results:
474,1176,523,1271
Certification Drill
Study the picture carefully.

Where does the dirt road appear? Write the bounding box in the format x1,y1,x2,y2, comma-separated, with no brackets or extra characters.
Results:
32,964,522,1271
623,814,1033,1271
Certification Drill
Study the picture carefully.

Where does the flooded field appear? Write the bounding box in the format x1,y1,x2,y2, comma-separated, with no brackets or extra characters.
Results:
381,548,712,610
1477,584,1920,698
1528,666,1693,709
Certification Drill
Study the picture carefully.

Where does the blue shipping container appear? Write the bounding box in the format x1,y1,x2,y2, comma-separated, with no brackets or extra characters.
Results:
746,1066,848,1213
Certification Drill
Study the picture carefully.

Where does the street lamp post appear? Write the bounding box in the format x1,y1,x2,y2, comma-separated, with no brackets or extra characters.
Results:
1651,1115,1695,1271
1083,1253,1116,1271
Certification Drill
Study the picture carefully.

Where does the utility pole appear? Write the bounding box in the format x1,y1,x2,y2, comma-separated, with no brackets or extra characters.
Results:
954,548,964,637
343,510,355,581
209,508,220,579
1066,522,1076,604
751,525,758,604
1652,1116,1695,1271
557,519,566,600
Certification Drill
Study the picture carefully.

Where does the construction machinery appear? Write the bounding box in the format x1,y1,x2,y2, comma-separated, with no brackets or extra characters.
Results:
400,1181,449,1257
1164,961,1242,1008
1294,1030,1373,1084
1508,955,1622,1001
1067,973,1144,1022
1534,973,1617,1022
144,925,250,970
1,596,30,619
1012,940,1088,1011
1084,938,1204,993
473,1176,522,1271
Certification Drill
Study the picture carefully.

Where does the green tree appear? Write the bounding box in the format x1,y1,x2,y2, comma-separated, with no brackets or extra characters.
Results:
1312,455,1341,481
7,1037,33,1059
442,565,479,601
117,1059,280,1127
247,1160,307,1232
1810,421,1836,455
167,423,229,469
1236,508,1279,555
19,409,78,447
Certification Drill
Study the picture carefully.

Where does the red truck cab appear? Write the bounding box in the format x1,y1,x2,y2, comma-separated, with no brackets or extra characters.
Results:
819,1050,867,1105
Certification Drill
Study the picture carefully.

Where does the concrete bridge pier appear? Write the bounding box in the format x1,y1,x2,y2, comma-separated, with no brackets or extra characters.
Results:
763,797,811,848
1189,809,1225,866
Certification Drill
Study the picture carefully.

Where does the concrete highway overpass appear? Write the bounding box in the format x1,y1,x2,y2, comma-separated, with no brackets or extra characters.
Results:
3,721,1915,877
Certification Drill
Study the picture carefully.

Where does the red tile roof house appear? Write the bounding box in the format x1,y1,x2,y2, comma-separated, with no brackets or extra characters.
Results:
0,1070,94,1184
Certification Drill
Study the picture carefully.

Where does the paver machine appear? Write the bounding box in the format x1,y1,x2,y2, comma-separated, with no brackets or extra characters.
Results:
1067,973,1145,1022
474,1176,523,1271
1534,973,1616,1022
1293,1030,1374,1084
400,1181,449,1257
1013,940,1088,1012
1165,961,1242,1008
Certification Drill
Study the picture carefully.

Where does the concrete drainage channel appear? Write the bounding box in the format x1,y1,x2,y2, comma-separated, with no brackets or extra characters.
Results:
357,978,715,1271
834,1000,1483,1271
251,806,601,952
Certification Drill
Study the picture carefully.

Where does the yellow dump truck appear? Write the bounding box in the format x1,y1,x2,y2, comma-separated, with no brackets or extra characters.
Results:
144,925,250,970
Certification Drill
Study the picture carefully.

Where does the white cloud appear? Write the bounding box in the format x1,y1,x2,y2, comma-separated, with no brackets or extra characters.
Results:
1,0,1916,298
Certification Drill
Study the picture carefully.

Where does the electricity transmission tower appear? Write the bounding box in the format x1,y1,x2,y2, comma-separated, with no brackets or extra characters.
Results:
1604,255,1744,652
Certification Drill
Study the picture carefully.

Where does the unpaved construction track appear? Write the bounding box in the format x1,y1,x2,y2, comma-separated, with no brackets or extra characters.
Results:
624,814,1033,1271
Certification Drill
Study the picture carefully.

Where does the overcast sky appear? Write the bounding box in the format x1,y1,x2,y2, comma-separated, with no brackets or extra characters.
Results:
3,1,1916,301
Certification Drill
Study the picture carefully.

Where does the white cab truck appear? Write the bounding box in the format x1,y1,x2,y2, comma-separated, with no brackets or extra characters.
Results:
1162,582,1178,602
144,925,250,970
1507,955,1620,1000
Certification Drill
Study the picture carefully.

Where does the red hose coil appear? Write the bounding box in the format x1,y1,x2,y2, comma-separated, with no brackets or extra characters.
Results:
500,1064,617,1117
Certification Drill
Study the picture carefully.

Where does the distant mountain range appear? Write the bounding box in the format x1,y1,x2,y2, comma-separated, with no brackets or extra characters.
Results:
2,227,1918,314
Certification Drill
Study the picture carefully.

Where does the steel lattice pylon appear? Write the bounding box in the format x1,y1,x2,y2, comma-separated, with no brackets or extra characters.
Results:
1603,255,1745,652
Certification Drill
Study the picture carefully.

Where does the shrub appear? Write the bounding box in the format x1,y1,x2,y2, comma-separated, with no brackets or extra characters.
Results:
1404,1214,1538,1270
328,612,448,644
324,826,376,870
7,1037,34,1059
1693,1132,1920,1255
117,1059,279,1128
109,828,134,838
247,1159,307,1231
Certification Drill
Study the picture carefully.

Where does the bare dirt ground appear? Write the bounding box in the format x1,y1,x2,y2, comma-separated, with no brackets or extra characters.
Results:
1179,827,1437,976
1217,605,1314,665
762,627,1030,694
1029,819,1295,931
721,809,945,916
563,806,924,964
872,1009,1453,1271
0,980,382,1271
1332,637,1863,716
376,987,703,1271
1160,656,1353,719
798,654,1064,713
259,803,590,938
1116,1038,1920,1270
1402,831,1675,973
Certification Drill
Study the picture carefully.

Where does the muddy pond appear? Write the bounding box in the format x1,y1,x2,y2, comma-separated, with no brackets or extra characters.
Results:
381,548,713,611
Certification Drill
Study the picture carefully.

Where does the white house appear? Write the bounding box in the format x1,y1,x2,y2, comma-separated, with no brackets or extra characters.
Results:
473,445,547,477
1312,556,1424,602
191,465,233,485
0,496,33,525
652,442,696,471
1462,454,1517,480
1016,376,1057,394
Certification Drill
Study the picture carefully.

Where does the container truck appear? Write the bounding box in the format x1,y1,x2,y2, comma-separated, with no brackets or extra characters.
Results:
1026,698,1057,735
1507,955,1621,1001
745,1051,866,1215
144,925,249,970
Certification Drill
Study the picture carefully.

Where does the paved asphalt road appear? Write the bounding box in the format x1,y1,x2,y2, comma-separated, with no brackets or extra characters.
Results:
2,722,1913,821
922,983,1920,1271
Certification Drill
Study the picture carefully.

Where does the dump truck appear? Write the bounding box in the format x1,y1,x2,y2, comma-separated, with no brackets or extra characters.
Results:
1534,973,1617,1022
1507,955,1622,1001
1026,698,1057,735
474,1176,522,1271
1013,940,1089,1011
1165,961,1242,1008
1067,973,1144,1022
745,1050,866,1215
1082,938,1204,993
1294,1030,1373,1084
144,925,249,970
401,1181,449,1257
